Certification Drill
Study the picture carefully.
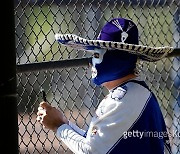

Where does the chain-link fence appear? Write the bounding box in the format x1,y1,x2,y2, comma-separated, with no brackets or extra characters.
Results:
15,0,179,153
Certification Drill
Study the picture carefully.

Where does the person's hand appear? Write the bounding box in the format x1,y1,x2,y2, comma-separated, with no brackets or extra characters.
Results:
36,102,68,132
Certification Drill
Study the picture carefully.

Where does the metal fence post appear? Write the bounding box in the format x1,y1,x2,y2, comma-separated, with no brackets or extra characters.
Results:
0,0,19,153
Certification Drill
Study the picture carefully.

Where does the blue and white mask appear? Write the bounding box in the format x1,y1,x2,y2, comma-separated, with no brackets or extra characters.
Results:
91,18,139,85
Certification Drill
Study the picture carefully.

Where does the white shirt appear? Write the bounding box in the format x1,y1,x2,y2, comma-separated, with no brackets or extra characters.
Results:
56,79,171,154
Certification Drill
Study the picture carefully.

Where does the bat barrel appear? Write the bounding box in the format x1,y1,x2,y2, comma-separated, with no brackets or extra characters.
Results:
16,58,90,73
166,48,180,57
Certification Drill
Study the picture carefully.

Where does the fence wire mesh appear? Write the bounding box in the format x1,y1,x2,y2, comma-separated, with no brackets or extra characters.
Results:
15,0,179,153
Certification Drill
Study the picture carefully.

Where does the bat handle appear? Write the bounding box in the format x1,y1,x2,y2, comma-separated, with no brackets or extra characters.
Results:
41,89,47,102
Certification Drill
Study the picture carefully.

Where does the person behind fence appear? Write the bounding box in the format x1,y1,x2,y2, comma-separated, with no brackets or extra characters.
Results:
36,17,172,154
